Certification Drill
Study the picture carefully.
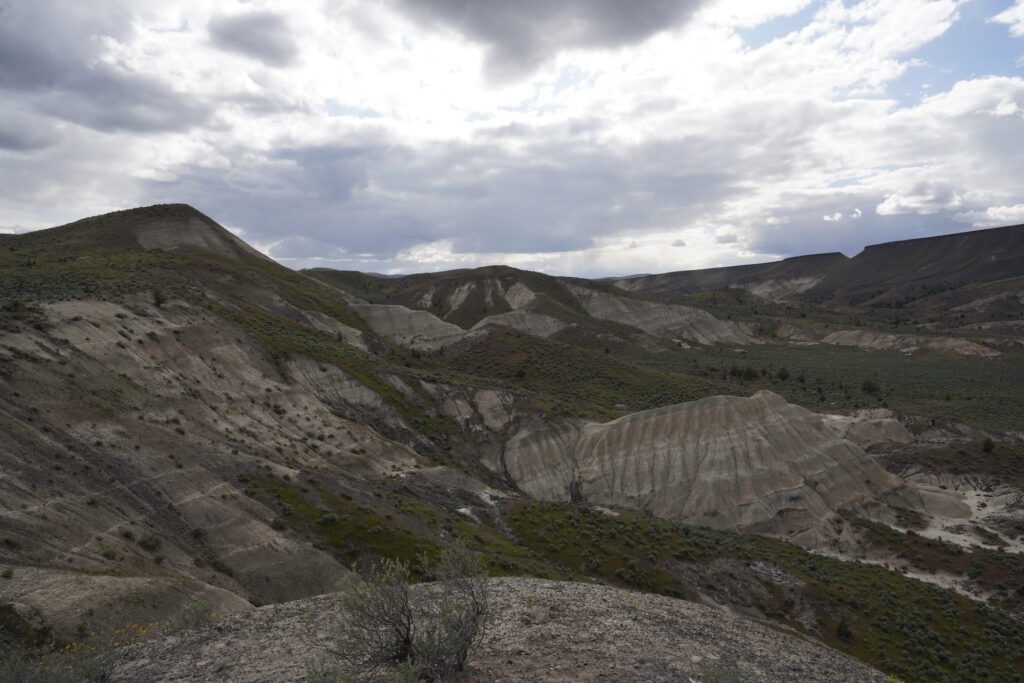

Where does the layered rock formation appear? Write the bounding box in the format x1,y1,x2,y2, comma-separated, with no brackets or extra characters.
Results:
500,391,914,543
565,283,755,345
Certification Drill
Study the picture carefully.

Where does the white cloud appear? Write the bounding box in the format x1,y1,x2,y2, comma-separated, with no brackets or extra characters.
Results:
876,179,963,215
992,1,1024,38
823,212,843,222
954,204,1024,227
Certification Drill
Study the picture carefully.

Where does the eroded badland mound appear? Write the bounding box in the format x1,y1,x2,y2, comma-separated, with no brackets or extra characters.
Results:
500,391,922,546
1,205,1023,681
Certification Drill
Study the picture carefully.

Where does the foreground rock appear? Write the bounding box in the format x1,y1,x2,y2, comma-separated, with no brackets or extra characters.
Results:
109,577,881,682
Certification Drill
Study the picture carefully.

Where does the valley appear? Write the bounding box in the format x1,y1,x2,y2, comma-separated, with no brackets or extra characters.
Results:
1,205,1023,681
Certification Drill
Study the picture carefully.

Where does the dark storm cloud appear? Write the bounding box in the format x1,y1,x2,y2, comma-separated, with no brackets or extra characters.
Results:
390,0,706,80
0,129,49,151
0,0,210,134
0,1,133,91
274,145,374,201
208,11,299,68
0,108,54,151
33,70,210,134
142,120,741,264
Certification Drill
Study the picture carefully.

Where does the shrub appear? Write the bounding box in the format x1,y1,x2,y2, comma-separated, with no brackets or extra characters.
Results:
138,535,161,552
0,637,114,682
837,617,854,642
311,547,489,682
982,437,994,454
861,378,879,394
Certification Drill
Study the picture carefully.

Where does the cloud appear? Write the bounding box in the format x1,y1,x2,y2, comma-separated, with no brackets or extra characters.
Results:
3,0,1024,279
823,212,843,222
672,238,686,247
991,1,1024,38
209,11,299,67
0,0,133,91
390,0,706,81
954,204,1024,228
0,106,55,151
876,179,963,216
0,0,210,133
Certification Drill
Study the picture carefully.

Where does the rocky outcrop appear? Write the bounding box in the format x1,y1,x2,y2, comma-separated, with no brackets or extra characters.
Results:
107,577,882,682
350,303,467,350
499,391,911,543
820,330,999,357
125,206,275,265
472,310,569,338
772,325,1000,357
565,283,754,345
820,410,914,449
745,275,828,301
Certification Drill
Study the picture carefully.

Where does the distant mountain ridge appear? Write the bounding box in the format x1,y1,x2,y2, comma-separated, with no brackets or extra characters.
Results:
613,224,1024,314
611,252,849,300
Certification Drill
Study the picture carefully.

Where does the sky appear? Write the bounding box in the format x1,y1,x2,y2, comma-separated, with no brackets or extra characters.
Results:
1,0,1024,277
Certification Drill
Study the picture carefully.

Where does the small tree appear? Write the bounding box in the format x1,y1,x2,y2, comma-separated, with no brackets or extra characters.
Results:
982,437,994,453
861,378,879,394
776,367,790,381
152,287,166,308
312,548,489,682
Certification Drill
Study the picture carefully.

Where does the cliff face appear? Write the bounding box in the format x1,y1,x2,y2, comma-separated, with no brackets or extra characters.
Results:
501,391,912,543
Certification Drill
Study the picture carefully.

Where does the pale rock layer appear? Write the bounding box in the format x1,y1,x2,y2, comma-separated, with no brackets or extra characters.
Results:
501,391,909,542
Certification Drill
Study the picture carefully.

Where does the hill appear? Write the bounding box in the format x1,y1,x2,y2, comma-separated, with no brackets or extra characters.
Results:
612,224,1024,343
803,223,1024,310
612,252,848,301
1,205,1023,682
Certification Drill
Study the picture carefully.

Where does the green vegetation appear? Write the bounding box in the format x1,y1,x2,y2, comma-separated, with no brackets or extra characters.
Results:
635,342,1024,431
880,443,1024,485
506,502,1024,683
854,520,1024,615
239,475,555,580
413,328,716,421
0,638,114,683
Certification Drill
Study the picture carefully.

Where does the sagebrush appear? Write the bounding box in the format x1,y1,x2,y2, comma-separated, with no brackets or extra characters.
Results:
310,547,489,682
